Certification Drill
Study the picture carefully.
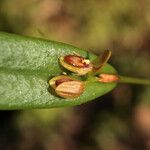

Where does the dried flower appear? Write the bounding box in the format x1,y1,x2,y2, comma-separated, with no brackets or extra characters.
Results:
49,75,84,98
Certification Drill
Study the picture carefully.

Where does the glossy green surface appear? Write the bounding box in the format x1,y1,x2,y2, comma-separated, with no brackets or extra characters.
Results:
0,32,117,109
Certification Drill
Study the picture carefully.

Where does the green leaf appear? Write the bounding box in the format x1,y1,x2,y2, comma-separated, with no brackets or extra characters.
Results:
0,32,117,110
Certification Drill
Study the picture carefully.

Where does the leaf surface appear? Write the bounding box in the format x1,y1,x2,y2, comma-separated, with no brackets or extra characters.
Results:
0,32,117,109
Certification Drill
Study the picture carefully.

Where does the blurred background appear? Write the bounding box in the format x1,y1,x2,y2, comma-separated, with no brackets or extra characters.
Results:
0,0,150,149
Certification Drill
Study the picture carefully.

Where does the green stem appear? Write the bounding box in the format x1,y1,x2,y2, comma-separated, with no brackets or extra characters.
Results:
119,75,150,85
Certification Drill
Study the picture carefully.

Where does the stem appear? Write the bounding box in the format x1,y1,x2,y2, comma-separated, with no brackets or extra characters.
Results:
119,75,150,85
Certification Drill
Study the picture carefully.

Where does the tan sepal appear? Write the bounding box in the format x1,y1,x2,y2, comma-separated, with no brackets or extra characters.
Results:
55,80,84,99
93,50,112,71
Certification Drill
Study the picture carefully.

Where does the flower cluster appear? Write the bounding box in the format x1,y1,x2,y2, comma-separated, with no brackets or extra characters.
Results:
49,50,119,99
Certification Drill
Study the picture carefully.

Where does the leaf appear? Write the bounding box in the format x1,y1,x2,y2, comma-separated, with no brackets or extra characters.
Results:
0,32,117,110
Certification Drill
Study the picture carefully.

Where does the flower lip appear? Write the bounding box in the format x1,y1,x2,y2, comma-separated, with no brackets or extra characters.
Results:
64,55,90,68
55,78,73,86
49,75,73,88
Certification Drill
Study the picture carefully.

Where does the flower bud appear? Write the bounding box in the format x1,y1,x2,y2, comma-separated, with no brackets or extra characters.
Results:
98,74,119,83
